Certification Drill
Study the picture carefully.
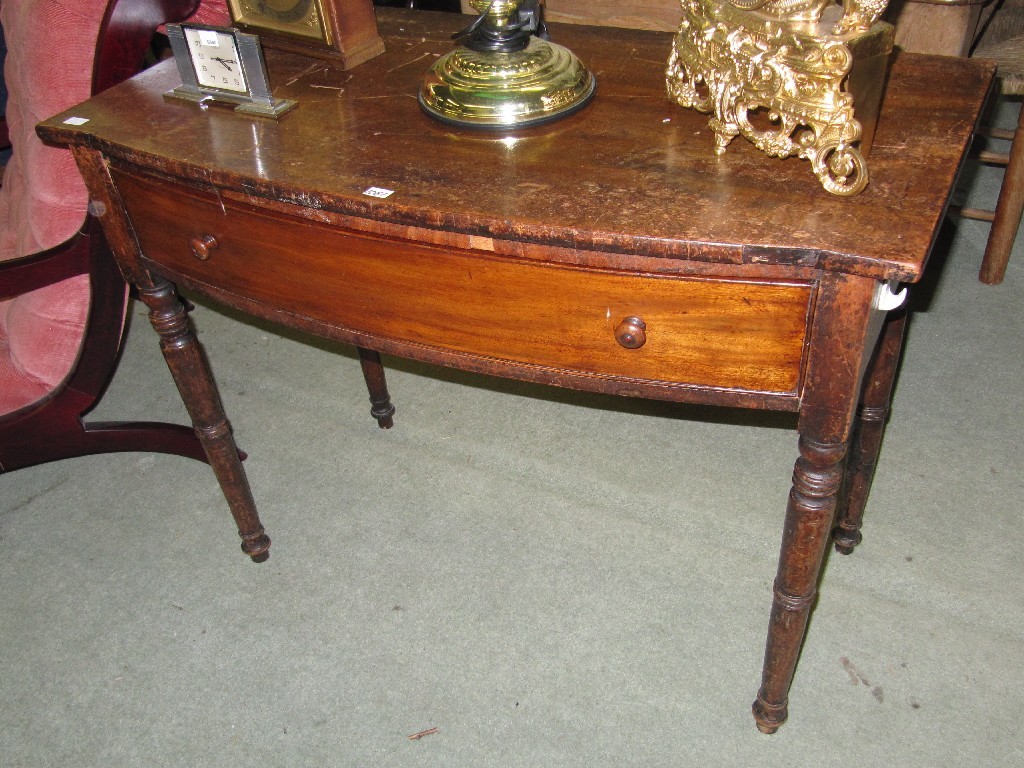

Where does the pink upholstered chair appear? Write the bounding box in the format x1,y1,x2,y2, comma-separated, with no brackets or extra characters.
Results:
0,0,231,472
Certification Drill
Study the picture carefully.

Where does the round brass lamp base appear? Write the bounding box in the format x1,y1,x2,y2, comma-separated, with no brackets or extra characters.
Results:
419,36,596,129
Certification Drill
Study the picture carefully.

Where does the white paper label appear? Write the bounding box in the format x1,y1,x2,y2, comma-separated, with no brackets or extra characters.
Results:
63,117,90,126
363,187,395,199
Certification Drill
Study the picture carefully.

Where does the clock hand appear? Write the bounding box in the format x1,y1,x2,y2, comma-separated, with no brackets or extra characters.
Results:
210,56,237,71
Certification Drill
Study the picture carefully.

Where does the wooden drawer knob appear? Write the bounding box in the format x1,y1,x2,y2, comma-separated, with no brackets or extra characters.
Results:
190,234,219,261
614,316,647,349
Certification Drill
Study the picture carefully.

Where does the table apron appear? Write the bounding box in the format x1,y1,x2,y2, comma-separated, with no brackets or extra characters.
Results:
114,167,816,408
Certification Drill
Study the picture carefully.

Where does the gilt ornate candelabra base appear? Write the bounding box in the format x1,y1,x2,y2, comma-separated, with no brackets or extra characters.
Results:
666,0,894,196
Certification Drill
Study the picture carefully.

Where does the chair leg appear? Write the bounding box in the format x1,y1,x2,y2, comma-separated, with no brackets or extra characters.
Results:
980,101,1024,284
357,347,395,429
80,421,209,461
0,417,207,473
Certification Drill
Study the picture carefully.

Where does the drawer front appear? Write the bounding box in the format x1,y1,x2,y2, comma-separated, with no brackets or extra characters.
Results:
115,171,812,395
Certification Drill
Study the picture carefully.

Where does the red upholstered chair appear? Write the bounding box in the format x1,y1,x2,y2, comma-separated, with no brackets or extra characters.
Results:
0,0,231,472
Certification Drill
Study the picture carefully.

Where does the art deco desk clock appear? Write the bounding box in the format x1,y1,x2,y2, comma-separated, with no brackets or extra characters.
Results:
165,23,297,118
666,0,894,195
227,0,385,69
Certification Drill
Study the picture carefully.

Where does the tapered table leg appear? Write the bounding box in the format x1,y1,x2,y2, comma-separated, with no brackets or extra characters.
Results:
749,274,881,733
752,435,848,733
140,280,270,562
834,310,907,555
357,346,395,429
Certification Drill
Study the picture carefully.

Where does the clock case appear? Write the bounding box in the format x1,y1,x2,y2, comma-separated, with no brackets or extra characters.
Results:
227,0,385,69
165,23,297,118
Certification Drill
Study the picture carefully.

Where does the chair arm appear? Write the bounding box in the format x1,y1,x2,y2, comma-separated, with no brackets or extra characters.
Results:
0,231,91,301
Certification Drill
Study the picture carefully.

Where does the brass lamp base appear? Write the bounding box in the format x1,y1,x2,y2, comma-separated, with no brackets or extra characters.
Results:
419,0,594,129
420,35,595,129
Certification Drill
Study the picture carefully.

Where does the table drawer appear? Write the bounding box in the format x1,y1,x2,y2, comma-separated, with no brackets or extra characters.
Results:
116,171,812,395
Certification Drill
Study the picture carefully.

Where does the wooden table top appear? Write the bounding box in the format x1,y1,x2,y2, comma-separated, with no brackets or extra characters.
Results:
39,8,993,282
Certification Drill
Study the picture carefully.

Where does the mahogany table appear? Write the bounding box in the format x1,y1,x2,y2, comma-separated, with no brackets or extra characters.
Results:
39,8,992,733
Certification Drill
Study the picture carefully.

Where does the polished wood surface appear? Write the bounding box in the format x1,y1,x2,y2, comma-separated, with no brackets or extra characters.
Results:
39,7,993,734
46,11,991,280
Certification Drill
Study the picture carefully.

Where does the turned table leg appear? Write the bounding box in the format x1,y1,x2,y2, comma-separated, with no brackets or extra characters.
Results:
139,280,271,562
751,273,884,733
752,435,848,733
834,309,907,555
357,346,395,429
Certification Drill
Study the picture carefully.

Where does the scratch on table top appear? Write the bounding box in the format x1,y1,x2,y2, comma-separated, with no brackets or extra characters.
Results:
285,62,329,86
354,94,420,102
387,52,433,74
310,84,345,97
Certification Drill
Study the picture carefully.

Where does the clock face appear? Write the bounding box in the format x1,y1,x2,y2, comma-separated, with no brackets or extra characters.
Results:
229,0,329,44
254,0,313,23
184,27,248,94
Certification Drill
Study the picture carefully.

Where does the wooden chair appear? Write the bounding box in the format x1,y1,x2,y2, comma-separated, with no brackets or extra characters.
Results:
959,0,1024,284
0,0,232,473
887,0,992,57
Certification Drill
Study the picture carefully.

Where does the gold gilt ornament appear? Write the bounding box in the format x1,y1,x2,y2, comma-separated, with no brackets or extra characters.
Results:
666,0,894,195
